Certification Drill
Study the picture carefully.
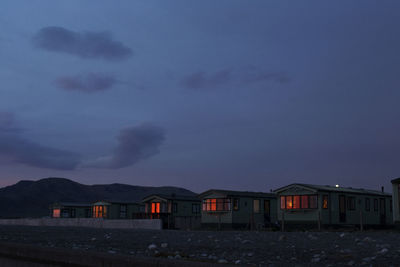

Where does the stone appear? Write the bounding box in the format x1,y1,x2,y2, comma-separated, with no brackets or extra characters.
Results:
347,260,355,266
200,253,208,257
235,260,241,264
108,250,116,254
378,248,388,254
279,235,286,241
161,243,168,248
339,233,345,238
174,254,182,259
148,243,157,250
218,259,228,263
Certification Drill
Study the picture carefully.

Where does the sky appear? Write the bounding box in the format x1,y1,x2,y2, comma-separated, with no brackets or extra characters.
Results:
0,1,400,193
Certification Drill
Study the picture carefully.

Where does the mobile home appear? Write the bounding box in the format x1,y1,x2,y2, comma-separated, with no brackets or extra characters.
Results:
199,189,277,229
92,200,144,219
51,202,92,218
275,183,392,228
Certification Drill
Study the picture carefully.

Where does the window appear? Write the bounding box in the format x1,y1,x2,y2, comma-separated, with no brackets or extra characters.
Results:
192,204,200,214
264,200,270,215
120,205,127,218
322,195,328,209
301,195,309,209
365,198,370,211
347,197,355,210
52,208,60,218
151,202,161,213
233,198,240,211
309,195,318,209
390,200,393,213
202,198,231,211
286,196,293,209
280,195,318,210
93,205,107,218
280,196,285,210
71,209,76,218
253,199,260,213
293,196,300,209
173,203,178,213
374,199,378,211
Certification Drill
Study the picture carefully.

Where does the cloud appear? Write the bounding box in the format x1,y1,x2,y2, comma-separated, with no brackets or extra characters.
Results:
84,123,166,169
240,70,290,84
181,69,232,90
181,67,290,90
0,112,81,170
32,26,132,61
55,73,117,93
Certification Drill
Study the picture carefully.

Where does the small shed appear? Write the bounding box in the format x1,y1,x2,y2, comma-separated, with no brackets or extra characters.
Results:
274,183,392,228
92,200,144,219
141,194,201,229
198,189,277,229
50,202,92,218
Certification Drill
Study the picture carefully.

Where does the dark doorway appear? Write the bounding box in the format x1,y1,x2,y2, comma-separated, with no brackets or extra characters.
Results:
379,198,386,225
339,195,346,223
264,200,271,225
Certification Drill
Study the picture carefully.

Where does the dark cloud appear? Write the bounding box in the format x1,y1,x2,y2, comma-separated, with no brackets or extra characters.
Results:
32,26,132,61
181,68,289,90
181,69,231,90
55,73,117,93
0,112,81,170
84,123,166,169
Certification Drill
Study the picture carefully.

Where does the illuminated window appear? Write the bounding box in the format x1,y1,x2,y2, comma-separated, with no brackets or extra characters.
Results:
233,198,239,210
323,195,328,209
53,209,60,218
253,199,260,213
293,196,300,209
202,199,231,211
151,203,161,213
93,205,108,218
280,196,285,209
301,195,309,209
286,196,293,209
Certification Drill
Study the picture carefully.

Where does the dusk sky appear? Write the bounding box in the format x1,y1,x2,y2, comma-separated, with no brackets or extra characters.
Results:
1,1,400,193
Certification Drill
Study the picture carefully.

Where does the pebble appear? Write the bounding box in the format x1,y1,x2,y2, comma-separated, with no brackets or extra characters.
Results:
174,254,182,259
200,253,208,257
108,250,116,254
161,243,168,248
347,260,355,266
278,235,286,241
218,259,228,263
378,248,388,254
339,233,346,238
148,243,157,250
235,260,241,264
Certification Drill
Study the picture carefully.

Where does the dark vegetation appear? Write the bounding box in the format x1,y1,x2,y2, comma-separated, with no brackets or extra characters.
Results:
0,178,196,218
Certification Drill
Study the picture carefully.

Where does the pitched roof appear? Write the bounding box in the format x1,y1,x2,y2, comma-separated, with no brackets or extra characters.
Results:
198,189,276,199
52,202,92,207
274,183,391,197
142,194,200,202
391,177,400,184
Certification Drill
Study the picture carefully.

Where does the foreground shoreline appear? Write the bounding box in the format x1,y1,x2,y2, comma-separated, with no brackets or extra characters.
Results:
0,225,398,266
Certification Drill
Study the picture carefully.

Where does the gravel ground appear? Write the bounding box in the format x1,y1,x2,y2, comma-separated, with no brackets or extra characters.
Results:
0,226,399,266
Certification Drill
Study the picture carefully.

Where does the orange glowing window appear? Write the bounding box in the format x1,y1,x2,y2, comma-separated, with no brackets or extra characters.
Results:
293,196,300,209
211,199,217,211
286,196,293,209
323,195,328,209
151,203,161,213
93,205,107,218
280,196,285,209
53,209,60,218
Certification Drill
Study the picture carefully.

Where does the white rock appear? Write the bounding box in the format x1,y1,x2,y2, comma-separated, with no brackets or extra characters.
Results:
108,250,116,254
161,243,168,248
148,243,157,250
91,238,96,241
174,254,182,259
339,233,345,238
311,257,320,263
278,235,286,241
378,248,388,254
235,260,241,265
200,253,208,257
247,252,254,257
218,259,228,264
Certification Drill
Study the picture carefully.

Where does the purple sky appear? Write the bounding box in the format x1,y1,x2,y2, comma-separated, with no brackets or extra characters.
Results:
1,1,400,193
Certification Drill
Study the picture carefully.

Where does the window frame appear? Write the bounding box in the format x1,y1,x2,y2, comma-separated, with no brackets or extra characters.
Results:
253,199,260,213
202,198,232,212
365,198,370,211
280,195,318,210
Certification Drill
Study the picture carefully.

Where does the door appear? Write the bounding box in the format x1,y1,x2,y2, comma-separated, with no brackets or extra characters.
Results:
264,200,271,224
339,195,346,223
379,198,386,225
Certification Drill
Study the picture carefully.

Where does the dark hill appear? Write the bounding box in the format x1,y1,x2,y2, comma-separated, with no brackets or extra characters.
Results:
0,177,197,218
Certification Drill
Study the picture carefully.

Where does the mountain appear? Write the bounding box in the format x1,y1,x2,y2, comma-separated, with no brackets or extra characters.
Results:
0,177,197,218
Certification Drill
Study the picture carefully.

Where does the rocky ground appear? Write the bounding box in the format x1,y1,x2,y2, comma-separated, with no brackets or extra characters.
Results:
0,226,399,266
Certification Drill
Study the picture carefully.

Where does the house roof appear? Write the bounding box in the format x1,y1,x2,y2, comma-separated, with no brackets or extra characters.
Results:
274,183,391,197
52,202,92,207
391,177,400,184
198,189,276,199
142,194,200,202
94,200,142,205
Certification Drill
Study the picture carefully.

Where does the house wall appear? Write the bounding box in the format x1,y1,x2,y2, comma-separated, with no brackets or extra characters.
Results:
392,183,400,224
172,200,201,218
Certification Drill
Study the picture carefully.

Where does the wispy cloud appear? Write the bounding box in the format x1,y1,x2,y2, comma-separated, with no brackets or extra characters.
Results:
0,112,81,170
83,123,166,169
181,67,290,90
55,73,117,93
32,26,132,61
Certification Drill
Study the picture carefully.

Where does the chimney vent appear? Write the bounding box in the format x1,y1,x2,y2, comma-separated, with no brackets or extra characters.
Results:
381,186,384,193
